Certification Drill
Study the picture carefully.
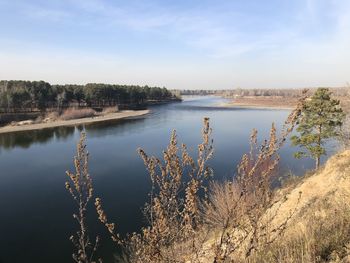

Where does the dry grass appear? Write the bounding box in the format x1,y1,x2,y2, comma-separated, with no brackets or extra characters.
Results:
102,106,119,114
248,149,350,263
33,111,59,124
60,108,96,120
44,111,60,122
250,203,350,263
226,96,298,109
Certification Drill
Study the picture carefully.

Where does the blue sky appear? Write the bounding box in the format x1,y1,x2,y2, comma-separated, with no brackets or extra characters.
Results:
0,0,349,89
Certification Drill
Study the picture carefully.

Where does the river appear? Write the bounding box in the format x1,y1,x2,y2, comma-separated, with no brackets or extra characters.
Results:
0,96,320,262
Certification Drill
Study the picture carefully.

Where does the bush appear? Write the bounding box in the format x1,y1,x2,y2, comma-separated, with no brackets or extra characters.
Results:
102,106,119,114
60,108,96,120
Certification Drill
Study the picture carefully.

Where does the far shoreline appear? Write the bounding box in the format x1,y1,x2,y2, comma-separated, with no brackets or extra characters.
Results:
217,96,297,110
0,110,150,134
218,102,294,110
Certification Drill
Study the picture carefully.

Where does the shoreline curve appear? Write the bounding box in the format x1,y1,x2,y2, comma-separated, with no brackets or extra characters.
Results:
0,110,150,134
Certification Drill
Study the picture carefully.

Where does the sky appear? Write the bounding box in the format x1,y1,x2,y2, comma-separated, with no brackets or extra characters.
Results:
0,0,349,89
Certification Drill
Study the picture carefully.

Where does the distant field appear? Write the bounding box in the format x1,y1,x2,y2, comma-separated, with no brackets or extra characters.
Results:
225,96,298,109
222,94,349,112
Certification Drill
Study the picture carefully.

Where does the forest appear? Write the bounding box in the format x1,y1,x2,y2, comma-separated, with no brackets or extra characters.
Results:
0,80,177,113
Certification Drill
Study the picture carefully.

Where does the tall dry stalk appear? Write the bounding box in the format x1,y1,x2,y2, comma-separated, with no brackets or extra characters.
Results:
125,117,214,263
93,118,214,263
65,133,101,263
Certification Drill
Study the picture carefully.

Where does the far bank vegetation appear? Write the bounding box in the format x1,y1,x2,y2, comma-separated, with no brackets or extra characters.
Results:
0,80,178,125
180,86,350,111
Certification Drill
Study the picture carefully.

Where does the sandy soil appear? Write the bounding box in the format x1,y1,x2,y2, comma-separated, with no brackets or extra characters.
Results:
198,150,350,262
0,110,150,134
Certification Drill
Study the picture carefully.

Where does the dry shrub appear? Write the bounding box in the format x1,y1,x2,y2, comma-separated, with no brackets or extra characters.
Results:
203,181,242,228
202,125,285,262
102,106,119,114
33,115,43,124
65,133,101,263
93,118,214,263
60,108,96,120
124,117,214,263
31,111,60,124
203,90,308,262
45,111,59,121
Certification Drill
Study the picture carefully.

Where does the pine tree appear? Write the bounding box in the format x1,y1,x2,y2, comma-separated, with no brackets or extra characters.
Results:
291,88,344,169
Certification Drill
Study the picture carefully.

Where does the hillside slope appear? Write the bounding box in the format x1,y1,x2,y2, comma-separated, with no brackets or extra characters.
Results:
262,150,350,262
199,150,350,263
275,150,350,226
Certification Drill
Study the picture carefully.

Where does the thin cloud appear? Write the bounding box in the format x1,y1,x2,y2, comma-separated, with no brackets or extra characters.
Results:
0,0,349,88
60,0,350,58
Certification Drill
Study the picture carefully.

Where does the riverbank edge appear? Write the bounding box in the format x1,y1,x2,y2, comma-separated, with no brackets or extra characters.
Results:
0,110,150,134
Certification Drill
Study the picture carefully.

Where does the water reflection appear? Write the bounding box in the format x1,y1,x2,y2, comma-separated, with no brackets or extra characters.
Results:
0,126,75,150
84,117,148,138
0,117,151,150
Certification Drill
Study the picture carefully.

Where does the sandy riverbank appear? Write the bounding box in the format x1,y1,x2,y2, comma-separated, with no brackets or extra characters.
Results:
0,110,150,134
219,96,297,110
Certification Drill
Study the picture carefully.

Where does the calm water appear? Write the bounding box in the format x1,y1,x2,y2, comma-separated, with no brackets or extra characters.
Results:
0,96,320,262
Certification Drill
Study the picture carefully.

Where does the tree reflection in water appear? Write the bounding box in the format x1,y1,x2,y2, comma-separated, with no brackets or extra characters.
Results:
0,126,76,150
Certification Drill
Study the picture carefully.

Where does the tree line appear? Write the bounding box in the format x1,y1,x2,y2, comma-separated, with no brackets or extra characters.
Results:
0,80,177,112
178,87,350,98
222,87,350,98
